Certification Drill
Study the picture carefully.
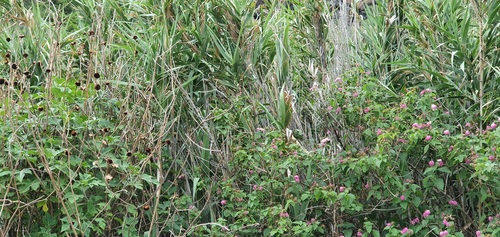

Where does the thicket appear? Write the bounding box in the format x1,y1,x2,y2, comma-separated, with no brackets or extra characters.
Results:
0,0,498,236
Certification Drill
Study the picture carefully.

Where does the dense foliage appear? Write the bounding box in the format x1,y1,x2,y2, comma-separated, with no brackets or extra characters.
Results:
0,0,498,236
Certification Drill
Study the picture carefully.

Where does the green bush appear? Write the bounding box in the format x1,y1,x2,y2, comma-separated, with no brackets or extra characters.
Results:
223,68,499,236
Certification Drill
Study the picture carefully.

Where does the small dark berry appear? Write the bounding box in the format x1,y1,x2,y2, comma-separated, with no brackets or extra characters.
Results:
11,63,17,70
88,30,95,36
145,147,152,154
45,69,51,73
38,106,44,111
71,130,77,136
23,53,28,58
94,84,101,91
5,53,10,58
126,151,133,157
0,78,5,84
23,71,30,76
133,35,138,40
6,37,11,42
165,139,171,146
106,158,113,164
74,105,80,111
75,81,81,87
94,72,100,78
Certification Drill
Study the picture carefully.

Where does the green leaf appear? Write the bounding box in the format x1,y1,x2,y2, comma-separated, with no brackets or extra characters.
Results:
364,221,373,233
277,86,293,129
18,184,31,194
192,177,200,201
141,174,159,185
31,181,40,191
17,168,32,182
434,178,444,190
343,229,353,237
438,167,452,174
412,196,421,207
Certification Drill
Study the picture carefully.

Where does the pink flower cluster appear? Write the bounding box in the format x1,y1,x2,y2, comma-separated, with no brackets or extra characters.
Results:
279,212,289,218
443,218,450,227
412,122,433,130
253,185,263,191
448,145,454,152
437,159,444,166
320,137,331,146
420,88,432,95
423,210,431,218
294,175,300,183
487,122,497,130
410,217,420,225
448,200,458,206
306,218,316,226
439,230,448,236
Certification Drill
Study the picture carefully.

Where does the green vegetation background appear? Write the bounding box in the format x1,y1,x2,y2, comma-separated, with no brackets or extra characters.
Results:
0,0,499,236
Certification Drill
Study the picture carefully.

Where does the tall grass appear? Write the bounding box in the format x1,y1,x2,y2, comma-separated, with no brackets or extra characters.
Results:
356,0,500,127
